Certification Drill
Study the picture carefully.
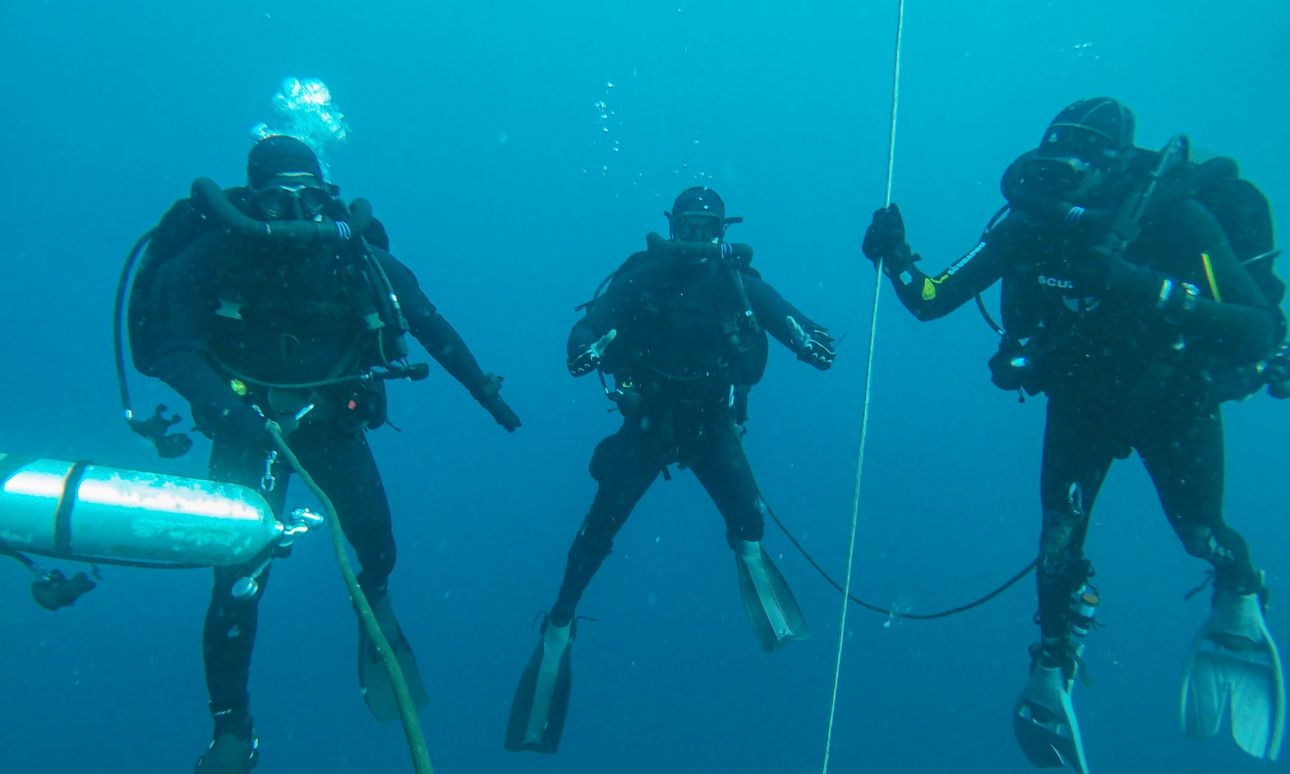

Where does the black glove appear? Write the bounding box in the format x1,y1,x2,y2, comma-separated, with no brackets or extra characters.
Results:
1064,246,1196,319
862,204,913,269
567,329,618,377
482,393,521,432
1264,344,1290,399
786,316,836,371
473,374,521,432
127,404,193,458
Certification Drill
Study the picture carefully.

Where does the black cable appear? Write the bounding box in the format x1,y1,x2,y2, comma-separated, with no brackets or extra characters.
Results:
766,503,1036,621
13,546,203,571
1,546,40,573
113,229,155,418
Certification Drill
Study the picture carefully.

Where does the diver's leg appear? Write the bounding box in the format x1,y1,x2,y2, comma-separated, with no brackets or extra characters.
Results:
1138,407,1260,593
1012,397,1116,774
1035,397,1114,656
686,419,764,544
198,440,288,770
1141,407,1284,759
549,424,663,627
507,424,663,753
288,425,428,721
688,419,808,650
292,427,395,595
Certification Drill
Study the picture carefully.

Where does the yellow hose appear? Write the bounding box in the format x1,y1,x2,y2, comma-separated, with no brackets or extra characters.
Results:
267,422,435,774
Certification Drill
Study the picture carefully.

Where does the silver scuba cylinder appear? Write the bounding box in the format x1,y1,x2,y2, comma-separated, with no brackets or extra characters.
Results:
0,453,281,567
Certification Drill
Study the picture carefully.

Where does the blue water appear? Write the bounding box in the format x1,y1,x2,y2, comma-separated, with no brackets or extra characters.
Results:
3,1,1289,771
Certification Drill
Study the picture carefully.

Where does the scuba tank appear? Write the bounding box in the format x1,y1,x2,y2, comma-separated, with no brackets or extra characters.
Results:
0,453,287,567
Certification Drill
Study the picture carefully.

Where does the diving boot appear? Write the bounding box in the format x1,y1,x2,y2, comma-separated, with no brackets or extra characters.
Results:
733,540,809,652
195,707,258,773
1180,588,1286,760
357,591,430,723
1013,641,1089,774
505,617,573,753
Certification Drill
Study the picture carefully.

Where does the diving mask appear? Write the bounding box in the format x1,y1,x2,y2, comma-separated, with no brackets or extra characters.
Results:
670,212,724,244
252,174,332,221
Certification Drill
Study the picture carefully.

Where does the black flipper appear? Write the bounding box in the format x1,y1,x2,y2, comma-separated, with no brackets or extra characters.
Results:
357,594,430,723
505,620,573,753
193,734,259,773
734,540,810,653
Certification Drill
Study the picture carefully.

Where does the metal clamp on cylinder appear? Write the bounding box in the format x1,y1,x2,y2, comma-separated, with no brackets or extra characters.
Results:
278,507,324,551
230,507,325,599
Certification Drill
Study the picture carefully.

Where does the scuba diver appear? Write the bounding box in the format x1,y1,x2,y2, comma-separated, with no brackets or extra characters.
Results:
130,135,522,773
505,186,836,753
861,98,1286,772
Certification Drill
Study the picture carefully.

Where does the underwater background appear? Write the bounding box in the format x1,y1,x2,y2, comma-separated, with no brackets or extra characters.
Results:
3,1,1289,772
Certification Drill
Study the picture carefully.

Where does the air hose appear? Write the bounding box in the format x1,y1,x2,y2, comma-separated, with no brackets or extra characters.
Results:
265,422,434,774
766,502,1036,620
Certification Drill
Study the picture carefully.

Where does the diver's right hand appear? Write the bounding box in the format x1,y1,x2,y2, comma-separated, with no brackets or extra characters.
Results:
567,329,618,377
862,204,909,267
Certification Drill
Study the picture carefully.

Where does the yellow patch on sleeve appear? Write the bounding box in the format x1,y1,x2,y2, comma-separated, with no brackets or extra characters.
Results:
1200,252,1222,302
921,278,938,301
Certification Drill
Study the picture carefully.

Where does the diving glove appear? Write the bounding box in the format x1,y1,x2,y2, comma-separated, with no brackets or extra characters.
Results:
786,316,835,371
567,329,617,377
1264,344,1290,399
473,374,522,431
1063,246,1199,321
862,204,915,270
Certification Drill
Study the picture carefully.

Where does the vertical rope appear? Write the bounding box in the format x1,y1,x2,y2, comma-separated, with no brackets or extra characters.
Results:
821,0,905,770
267,423,435,774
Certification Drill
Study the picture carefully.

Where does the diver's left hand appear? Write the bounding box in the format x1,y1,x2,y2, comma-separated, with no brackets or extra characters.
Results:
1064,245,1156,300
482,393,522,432
787,316,836,371
473,374,522,432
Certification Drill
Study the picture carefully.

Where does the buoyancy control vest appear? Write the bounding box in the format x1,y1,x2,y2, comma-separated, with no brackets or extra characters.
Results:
579,233,766,417
116,179,414,455
988,138,1285,400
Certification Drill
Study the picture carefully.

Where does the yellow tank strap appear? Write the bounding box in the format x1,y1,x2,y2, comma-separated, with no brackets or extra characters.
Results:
1200,252,1222,302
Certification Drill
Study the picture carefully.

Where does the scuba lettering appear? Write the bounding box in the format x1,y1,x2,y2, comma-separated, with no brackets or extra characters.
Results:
985,132,1287,402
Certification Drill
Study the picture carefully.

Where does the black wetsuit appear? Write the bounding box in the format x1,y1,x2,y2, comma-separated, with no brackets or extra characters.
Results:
141,227,504,731
878,195,1282,652
549,248,824,626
